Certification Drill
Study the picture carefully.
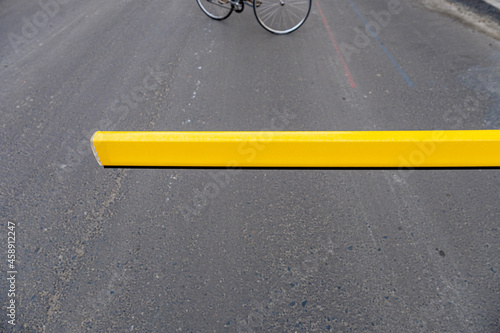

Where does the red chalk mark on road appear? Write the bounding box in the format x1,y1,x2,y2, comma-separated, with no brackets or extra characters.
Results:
315,0,356,88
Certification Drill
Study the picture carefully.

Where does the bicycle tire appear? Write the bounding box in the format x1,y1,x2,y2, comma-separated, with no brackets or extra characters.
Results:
254,0,311,34
196,0,233,20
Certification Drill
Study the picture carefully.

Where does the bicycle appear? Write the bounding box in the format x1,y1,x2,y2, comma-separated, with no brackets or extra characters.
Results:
196,0,312,35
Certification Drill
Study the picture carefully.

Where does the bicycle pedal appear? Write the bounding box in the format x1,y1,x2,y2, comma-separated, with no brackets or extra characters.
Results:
234,2,244,13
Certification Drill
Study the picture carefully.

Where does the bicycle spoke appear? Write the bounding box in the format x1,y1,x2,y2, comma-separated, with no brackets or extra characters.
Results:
259,5,280,22
254,0,311,34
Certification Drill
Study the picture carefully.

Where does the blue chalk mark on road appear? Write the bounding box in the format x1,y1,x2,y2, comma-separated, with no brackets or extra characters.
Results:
348,0,415,87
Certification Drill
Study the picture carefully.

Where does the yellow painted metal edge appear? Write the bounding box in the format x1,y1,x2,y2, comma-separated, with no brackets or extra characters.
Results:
91,130,500,167
90,132,103,166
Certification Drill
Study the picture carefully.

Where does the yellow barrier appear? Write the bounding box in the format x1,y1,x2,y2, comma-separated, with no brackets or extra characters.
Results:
91,130,500,167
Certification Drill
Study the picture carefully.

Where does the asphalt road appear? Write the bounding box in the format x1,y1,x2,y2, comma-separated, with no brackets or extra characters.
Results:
1,0,500,331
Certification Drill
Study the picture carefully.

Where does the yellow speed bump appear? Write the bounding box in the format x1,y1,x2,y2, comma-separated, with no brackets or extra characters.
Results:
91,130,500,168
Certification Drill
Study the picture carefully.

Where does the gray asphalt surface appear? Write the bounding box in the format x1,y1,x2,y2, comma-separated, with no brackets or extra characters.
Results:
1,0,500,331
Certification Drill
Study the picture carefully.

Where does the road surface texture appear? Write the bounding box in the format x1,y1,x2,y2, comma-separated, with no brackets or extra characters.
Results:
1,0,499,331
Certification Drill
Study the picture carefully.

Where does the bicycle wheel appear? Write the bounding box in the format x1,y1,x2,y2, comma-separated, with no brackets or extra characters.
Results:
197,0,233,20
254,0,311,34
